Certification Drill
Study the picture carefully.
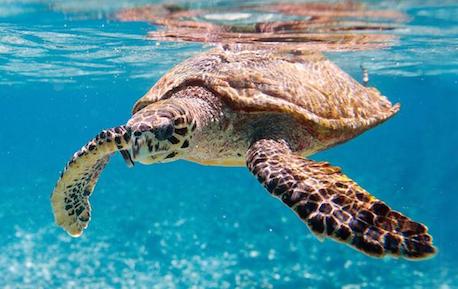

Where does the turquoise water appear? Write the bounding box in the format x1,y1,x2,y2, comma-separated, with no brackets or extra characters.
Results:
1,1,457,288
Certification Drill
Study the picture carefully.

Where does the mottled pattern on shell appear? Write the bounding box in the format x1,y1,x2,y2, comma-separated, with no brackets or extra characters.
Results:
133,46,400,138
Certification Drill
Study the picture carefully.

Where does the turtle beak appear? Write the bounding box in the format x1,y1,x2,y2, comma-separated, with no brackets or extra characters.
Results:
117,127,134,168
120,150,134,168
131,136,142,160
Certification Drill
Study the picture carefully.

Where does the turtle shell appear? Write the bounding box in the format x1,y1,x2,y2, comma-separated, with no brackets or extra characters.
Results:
133,46,399,138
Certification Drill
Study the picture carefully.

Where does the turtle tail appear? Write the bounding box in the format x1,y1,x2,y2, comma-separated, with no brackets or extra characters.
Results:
51,126,131,237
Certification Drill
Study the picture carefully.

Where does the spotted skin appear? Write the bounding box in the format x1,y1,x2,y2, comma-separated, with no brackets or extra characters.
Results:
51,126,131,237
126,88,215,164
246,139,436,259
127,100,194,163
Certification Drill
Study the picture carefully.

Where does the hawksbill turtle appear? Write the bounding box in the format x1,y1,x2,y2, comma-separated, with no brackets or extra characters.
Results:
51,46,435,260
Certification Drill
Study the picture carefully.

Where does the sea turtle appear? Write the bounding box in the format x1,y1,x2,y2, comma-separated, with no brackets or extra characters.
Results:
51,46,435,259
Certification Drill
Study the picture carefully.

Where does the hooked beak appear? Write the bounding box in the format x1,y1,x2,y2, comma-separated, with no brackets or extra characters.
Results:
120,150,134,168
132,137,142,160
121,136,144,167
119,127,135,168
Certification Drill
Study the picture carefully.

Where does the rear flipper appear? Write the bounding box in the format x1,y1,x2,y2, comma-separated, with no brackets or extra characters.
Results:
246,139,436,259
51,126,131,237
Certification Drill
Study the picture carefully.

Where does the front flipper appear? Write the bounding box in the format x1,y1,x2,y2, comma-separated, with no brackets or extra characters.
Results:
246,139,436,259
51,126,131,237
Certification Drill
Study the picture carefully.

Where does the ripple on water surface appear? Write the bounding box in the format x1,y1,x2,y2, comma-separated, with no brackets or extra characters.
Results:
0,0,457,86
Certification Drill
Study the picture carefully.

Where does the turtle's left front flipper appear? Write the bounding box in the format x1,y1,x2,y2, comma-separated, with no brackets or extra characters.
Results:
246,139,436,260
51,126,132,237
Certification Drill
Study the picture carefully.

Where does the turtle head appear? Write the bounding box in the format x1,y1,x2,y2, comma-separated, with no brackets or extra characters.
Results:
125,102,194,165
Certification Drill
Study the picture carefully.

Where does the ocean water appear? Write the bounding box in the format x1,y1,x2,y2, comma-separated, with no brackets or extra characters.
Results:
0,1,457,288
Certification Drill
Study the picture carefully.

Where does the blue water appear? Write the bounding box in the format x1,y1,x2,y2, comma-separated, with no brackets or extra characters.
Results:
0,1,457,288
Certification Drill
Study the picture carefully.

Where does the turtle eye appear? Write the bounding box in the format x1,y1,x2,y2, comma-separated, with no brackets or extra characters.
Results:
153,120,174,141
